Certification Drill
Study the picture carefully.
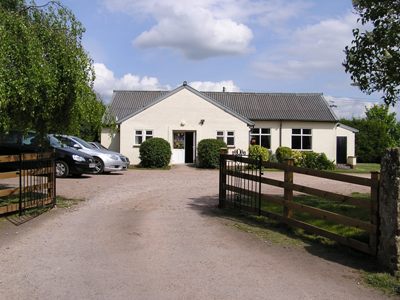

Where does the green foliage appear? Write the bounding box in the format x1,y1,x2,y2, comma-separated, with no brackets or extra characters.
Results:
139,138,171,168
300,151,335,170
248,145,270,162
101,104,118,137
301,151,320,169
291,150,304,166
362,272,400,295
0,1,103,139
275,147,292,163
197,139,226,168
269,154,278,163
0,0,24,10
343,0,400,105
341,104,400,162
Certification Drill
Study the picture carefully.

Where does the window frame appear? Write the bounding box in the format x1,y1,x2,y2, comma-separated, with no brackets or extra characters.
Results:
216,130,235,147
250,128,271,149
291,128,312,150
134,129,153,146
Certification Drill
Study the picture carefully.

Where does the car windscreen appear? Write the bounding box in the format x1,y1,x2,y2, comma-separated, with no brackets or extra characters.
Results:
72,137,96,149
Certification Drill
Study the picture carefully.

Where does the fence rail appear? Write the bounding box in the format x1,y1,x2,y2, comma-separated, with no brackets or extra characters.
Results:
219,154,379,255
0,152,56,216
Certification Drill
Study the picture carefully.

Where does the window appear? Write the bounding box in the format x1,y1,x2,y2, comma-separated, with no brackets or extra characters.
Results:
135,130,153,145
216,130,235,147
250,128,271,148
227,131,235,146
291,129,312,150
216,131,224,142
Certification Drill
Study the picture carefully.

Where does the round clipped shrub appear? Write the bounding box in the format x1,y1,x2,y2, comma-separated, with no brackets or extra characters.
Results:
139,138,171,168
197,139,226,168
249,145,270,161
275,146,292,163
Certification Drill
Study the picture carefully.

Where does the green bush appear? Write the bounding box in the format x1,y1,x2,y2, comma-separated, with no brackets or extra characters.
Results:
301,151,320,169
249,145,270,161
276,146,292,163
301,151,335,170
315,152,335,170
139,138,171,168
197,139,226,168
291,150,304,167
269,153,278,163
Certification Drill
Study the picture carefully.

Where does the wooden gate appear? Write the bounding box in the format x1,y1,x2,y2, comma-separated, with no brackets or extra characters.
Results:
219,153,379,255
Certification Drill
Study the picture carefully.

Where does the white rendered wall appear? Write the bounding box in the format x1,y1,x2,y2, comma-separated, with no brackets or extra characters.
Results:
117,89,250,164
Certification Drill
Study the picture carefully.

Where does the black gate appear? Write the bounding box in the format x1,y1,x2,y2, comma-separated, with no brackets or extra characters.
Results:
219,151,263,214
0,152,56,216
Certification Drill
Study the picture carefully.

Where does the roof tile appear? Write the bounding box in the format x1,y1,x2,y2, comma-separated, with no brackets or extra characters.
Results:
109,88,338,123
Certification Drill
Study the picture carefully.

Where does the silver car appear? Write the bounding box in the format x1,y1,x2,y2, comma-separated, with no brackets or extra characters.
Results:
89,141,130,168
51,135,129,174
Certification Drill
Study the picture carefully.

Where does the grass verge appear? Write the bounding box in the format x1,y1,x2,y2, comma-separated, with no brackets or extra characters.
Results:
0,195,84,221
332,163,380,174
361,272,400,296
129,165,171,170
55,196,84,208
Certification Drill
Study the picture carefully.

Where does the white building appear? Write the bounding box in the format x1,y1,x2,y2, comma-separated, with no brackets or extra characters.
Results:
101,83,357,165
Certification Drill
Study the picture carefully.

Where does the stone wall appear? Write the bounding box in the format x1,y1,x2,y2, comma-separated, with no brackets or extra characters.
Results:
378,148,400,275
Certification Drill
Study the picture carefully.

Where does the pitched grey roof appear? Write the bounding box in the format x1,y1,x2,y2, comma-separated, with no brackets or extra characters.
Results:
202,92,337,121
109,86,338,124
109,90,170,122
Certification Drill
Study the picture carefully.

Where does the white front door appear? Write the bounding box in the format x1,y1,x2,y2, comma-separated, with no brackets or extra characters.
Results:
172,132,185,164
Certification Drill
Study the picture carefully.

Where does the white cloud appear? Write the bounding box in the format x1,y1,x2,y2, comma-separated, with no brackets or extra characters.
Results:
94,63,241,101
103,0,308,59
325,95,376,120
254,13,358,79
94,63,170,102
189,80,240,92
326,95,400,120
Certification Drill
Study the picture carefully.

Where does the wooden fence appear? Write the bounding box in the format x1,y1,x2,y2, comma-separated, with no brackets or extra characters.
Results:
219,154,379,255
0,152,56,216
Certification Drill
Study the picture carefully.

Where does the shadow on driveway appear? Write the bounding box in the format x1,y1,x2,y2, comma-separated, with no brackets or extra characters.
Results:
187,194,380,274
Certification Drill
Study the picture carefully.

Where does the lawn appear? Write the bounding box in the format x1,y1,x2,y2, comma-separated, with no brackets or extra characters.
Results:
333,163,380,174
260,192,370,243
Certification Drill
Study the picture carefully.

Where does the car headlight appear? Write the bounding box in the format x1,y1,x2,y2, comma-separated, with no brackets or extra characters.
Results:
108,154,120,160
72,155,86,162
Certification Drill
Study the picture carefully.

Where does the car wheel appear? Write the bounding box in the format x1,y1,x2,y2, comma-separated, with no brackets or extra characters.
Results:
93,157,104,174
56,161,69,178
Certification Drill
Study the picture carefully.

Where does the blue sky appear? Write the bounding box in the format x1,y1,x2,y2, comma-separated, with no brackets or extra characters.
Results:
38,0,398,119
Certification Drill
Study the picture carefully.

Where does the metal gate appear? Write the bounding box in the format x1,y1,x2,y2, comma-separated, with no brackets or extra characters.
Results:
219,151,263,214
0,152,56,216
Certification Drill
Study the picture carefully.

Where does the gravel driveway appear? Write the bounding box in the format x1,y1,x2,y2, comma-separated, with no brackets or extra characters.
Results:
0,167,385,299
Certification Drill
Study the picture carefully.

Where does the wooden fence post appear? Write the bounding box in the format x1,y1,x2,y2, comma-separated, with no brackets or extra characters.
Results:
283,159,294,219
219,148,228,208
370,171,380,254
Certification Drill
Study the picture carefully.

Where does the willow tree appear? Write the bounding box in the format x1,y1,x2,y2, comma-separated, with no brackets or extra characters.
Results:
0,0,104,139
